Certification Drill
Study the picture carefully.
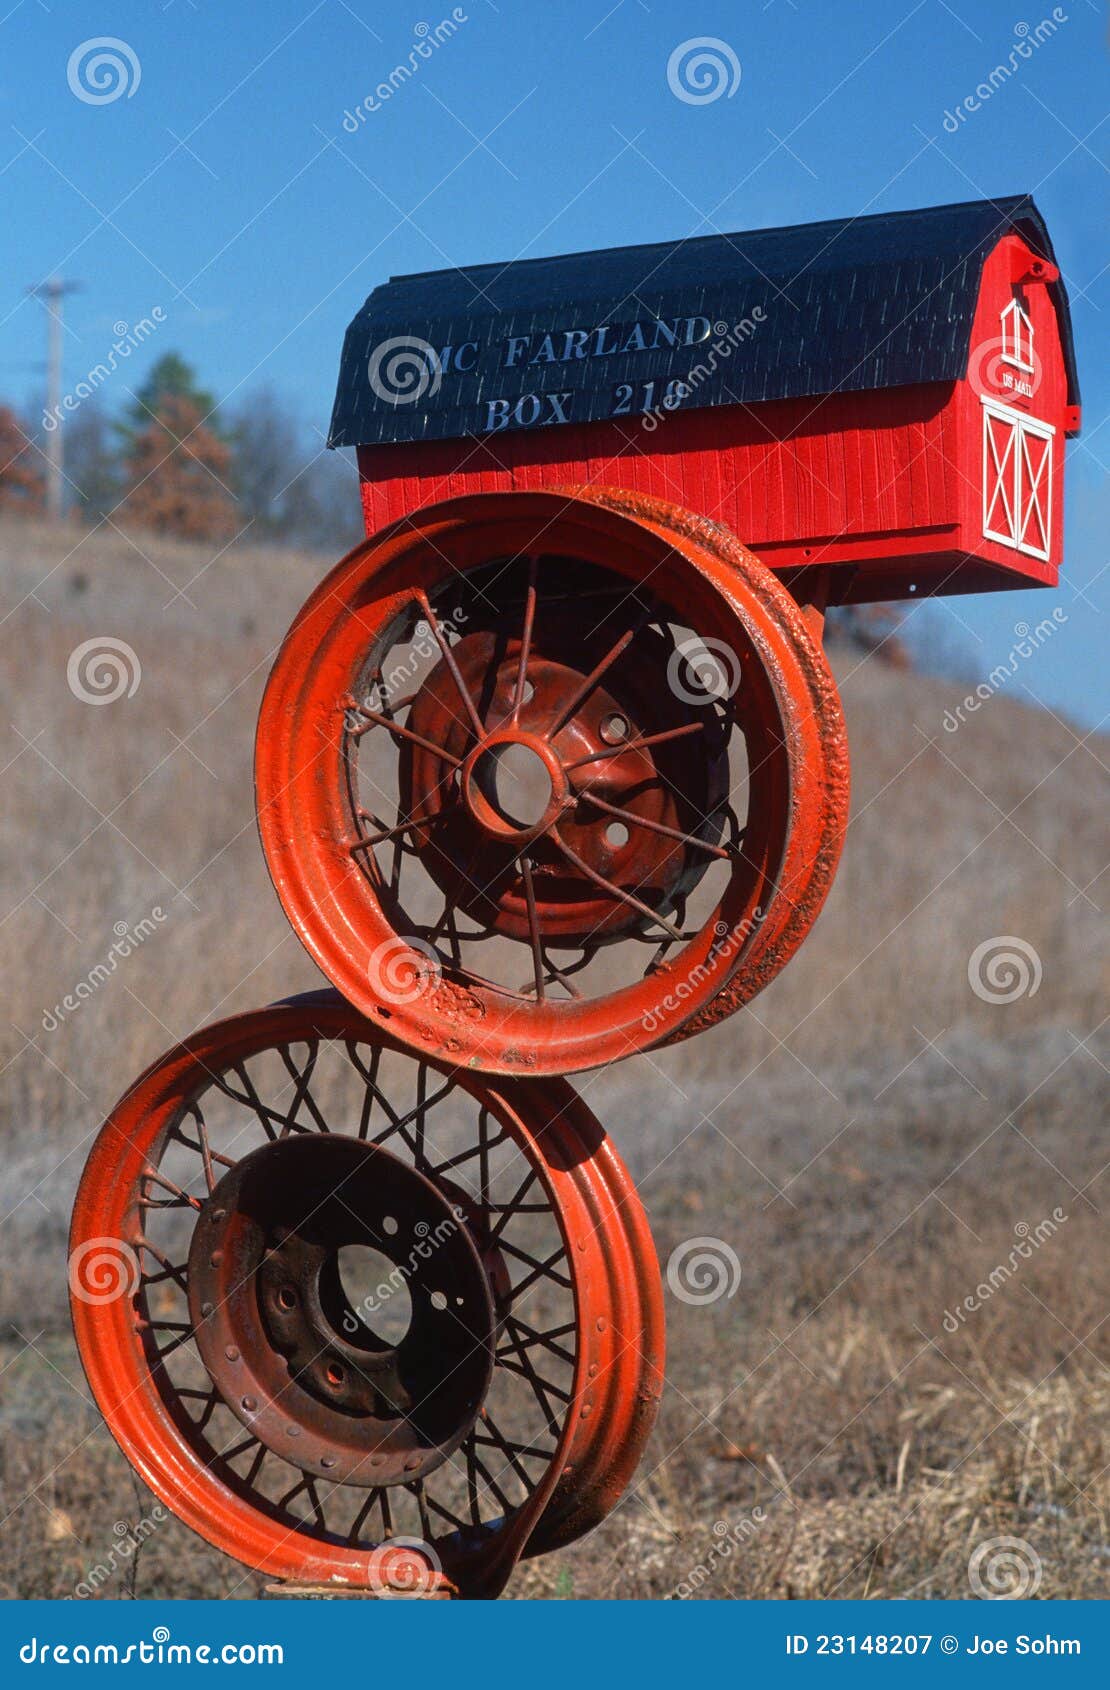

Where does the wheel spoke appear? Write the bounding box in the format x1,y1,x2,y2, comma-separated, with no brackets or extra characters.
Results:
500,1239,573,1297
415,591,486,739
511,556,538,724
550,829,683,941
349,812,441,854
141,1169,202,1210
495,1314,576,1367
545,614,647,737
520,857,546,1002
576,789,735,859
346,699,463,767
563,720,705,771
487,1168,543,1243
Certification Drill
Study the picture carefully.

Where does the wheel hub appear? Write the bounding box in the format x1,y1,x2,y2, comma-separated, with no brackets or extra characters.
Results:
461,730,569,843
188,1136,495,1487
398,616,727,945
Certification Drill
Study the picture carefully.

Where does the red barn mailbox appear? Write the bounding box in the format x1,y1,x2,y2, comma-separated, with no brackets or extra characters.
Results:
334,194,1079,600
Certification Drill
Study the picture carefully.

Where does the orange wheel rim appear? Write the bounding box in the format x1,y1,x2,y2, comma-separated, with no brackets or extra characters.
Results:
69,992,663,1596
256,489,845,1075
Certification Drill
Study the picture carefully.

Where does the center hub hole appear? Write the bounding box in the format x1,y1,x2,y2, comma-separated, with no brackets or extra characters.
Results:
336,1243,413,1347
473,742,553,830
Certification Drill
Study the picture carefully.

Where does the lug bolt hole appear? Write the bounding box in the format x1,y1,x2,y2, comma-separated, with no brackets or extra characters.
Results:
276,1286,296,1310
605,822,630,848
325,1363,345,1388
600,712,630,745
381,1215,398,1236
430,1290,448,1311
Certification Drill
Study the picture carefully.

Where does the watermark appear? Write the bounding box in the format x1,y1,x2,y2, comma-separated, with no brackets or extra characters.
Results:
19,1629,283,1666
342,12,468,128
672,1508,766,1597
968,335,1044,404
67,636,142,705
67,38,141,105
667,37,741,105
368,936,443,1004
941,1211,1067,1334
967,935,1042,1004
68,1237,141,1306
43,311,166,431
368,335,443,407
667,1236,742,1305
641,313,767,431
666,636,742,705
968,1535,1043,1598
366,1537,444,1598
42,908,168,1031
74,1509,167,1599
941,610,1067,732
942,12,1068,131
353,606,469,710
341,1207,466,1335
642,909,764,1035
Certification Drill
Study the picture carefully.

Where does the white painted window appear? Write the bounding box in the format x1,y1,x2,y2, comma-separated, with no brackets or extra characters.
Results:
1000,298,1035,372
982,398,1054,563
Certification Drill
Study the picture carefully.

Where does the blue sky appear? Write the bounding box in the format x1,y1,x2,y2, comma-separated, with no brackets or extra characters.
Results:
2,0,1107,725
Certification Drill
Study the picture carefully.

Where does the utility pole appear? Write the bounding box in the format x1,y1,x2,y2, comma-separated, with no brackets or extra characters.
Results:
28,277,82,520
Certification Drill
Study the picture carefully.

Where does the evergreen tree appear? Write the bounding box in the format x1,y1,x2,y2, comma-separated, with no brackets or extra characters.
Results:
116,353,236,541
118,392,237,541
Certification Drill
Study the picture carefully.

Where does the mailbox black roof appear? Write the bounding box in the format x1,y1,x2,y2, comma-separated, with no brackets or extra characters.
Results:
329,195,1079,448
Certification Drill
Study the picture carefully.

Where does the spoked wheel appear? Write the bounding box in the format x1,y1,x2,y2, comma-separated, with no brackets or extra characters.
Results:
69,992,662,1598
256,487,848,1075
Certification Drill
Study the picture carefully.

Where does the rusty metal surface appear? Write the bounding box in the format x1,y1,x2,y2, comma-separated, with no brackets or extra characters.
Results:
255,486,844,1074
188,1136,496,1488
69,992,663,1598
578,490,851,1046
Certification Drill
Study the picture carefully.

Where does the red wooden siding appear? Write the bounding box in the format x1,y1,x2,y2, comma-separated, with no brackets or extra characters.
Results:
357,234,1074,605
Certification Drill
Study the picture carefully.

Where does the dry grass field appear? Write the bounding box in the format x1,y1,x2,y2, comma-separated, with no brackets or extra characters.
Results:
0,513,1105,1601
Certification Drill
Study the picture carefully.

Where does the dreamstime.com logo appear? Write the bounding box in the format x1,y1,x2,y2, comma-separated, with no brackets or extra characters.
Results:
667,1237,742,1305
941,610,1067,733
968,335,1044,402
19,1628,283,1666
341,11,469,128
941,12,1068,132
67,636,141,704
68,1237,141,1306
367,1537,444,1598
641,909,764,1036
666,636,741,705
641,313,767,432
967,935,1042,1003
672,1509,767,1597
968,1535,1043,1598
368,936,442,1004
667,38,741,105
74,1508,168,1599
355,606,469,710
44,312,166,431
941,1210,1067,1334
67,38,141,105
368,336,443,406
42,907,168,1032
341,1208,465,1335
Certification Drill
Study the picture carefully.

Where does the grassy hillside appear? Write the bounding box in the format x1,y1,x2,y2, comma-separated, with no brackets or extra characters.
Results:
0,514,1105,1599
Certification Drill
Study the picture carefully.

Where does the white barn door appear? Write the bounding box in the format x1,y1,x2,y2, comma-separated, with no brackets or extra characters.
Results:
982,398,1054,563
